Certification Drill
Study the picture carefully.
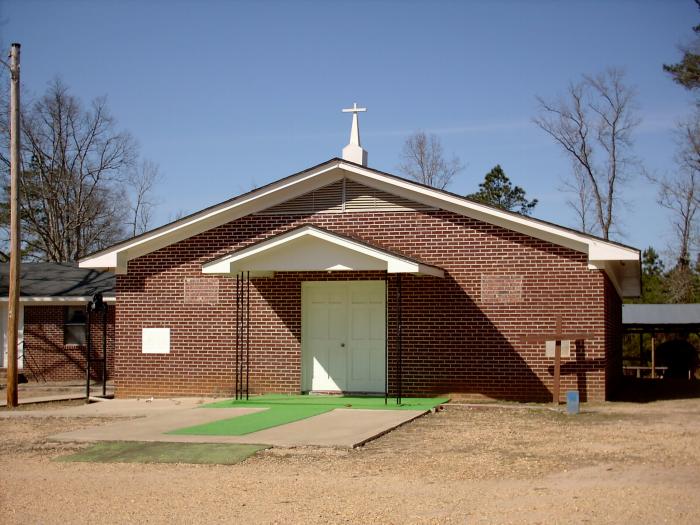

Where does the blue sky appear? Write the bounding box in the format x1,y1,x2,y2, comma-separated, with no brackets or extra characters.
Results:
2,0,698,258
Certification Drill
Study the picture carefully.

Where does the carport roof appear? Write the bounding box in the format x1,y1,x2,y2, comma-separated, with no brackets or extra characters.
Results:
0,262,115,302
622,303,700,329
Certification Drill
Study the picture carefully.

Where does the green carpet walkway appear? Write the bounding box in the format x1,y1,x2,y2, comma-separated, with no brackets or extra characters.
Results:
168,395,448,437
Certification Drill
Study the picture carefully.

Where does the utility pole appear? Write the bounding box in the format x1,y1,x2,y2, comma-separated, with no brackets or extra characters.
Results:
6,43,21,408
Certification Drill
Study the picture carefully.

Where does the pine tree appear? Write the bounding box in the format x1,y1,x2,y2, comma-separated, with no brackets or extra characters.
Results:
467,165,538,215
639,247,667,303
663,1,700,91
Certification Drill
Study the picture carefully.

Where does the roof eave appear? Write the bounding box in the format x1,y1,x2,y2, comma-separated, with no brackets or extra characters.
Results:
80,157,641,282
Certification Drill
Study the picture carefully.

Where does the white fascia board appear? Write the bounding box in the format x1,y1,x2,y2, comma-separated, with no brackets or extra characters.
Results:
80,162,345,272
587,241,640,262
339,162,640,263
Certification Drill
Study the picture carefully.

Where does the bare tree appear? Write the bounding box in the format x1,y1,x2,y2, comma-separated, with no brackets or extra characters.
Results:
0,79,136,261
534,68,640,240
398,131,463,190
126,159,161,237
652,115,700,269
168,208,188,223
560,163,596,234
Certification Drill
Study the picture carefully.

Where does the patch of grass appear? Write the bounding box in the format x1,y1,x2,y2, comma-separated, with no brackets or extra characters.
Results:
56,441,267,464
170,395,448,436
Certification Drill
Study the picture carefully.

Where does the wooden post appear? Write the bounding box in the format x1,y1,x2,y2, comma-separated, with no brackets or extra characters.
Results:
6,43,21,408
102,304,108,397
85,303,92,401
553,340,561,406
651,333,656,379
520,315,591,408
552,316,563,406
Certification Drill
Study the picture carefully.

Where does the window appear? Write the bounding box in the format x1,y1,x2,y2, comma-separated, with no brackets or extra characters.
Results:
65,306,87,345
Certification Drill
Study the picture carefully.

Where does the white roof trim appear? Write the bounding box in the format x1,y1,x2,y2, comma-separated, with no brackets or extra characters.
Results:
80,158,640,295
0,296,116,305
80,162,344,274
202,225,444,278
339,162,639,262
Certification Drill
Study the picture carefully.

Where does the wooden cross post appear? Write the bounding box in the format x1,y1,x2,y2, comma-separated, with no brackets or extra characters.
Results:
521,315,592,406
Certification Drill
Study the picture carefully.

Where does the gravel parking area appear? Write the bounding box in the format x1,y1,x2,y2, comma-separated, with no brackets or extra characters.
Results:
1,398,699,524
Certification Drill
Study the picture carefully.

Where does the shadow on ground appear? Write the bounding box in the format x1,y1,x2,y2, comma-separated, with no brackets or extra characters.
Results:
612,377,700,403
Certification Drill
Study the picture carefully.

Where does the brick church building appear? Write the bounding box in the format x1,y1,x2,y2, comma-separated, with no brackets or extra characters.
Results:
80,107,640,402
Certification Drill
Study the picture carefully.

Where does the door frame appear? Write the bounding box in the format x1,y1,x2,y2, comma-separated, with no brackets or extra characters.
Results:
301,280,386,393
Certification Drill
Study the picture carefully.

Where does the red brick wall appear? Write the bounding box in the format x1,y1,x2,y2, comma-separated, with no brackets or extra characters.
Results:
11,305,116,382
115,210,616,402
604,276,623,400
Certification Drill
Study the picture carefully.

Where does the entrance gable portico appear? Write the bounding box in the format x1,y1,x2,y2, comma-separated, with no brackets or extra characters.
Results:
202,224,444,278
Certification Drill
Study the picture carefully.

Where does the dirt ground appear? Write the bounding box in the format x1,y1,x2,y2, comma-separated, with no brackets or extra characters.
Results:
1,399,700,524
0,380,113,403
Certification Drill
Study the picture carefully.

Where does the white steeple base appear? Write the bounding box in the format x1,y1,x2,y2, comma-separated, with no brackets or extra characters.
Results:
342,143,368,166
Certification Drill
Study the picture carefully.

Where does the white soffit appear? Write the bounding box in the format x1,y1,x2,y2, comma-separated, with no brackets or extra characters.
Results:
79,158,639,294
202,225,444,278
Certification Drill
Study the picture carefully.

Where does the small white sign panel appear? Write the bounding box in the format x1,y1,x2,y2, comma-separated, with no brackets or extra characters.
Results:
142,328,170,354
561,340,571,358
545,340,571,358
545,340,555,358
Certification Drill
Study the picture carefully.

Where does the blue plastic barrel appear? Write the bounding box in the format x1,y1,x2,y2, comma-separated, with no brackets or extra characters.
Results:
566,390,580,415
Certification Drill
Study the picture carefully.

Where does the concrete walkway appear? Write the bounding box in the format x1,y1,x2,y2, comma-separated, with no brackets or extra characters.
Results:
4,398,428,448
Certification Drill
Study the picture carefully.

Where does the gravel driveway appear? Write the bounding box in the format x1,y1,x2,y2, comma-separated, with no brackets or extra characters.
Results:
1,398,699,524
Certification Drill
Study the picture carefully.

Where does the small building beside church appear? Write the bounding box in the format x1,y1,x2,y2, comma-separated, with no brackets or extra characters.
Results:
80,107,641,402
0,263,115,383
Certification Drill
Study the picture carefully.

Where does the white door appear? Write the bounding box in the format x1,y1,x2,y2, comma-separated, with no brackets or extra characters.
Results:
0,303,23,369
302,281,385,393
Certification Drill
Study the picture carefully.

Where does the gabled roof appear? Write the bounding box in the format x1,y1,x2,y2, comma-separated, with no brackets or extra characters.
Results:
79,158,641,296
202,224,444,277
0,263,115,303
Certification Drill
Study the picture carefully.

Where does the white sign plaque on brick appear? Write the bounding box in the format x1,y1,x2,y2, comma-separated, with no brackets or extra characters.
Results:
142,328,170,354
481,275,523,304
184,278,219,304
545,339,571,358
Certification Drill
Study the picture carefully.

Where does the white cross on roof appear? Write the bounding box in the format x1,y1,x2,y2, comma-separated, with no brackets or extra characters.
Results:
342,102,367,114
341,102,368,166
